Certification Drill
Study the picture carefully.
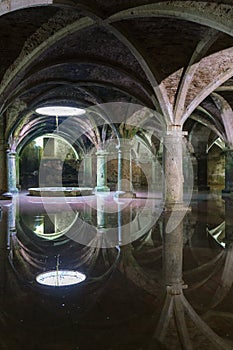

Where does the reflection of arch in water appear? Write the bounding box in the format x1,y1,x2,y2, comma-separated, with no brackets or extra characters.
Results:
151,215,233,350
30,211,80,241
207,221,226,248
182,221,233,317
66,204,160,248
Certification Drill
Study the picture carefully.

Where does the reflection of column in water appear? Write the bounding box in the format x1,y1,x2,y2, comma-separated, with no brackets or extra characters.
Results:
225,197,233,245
83,201,92,224
117,202,132,246
95,194,108,248
83,154,93,187
163,213,184,287
7,196,17,249
117,203,122,246
209,198,233,309
96,195,106,229
95,196,134,248
154,212,232,350
0,208,8,294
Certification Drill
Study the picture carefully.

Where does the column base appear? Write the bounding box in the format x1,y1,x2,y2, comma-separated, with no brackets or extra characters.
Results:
0,192,13,200
114,191,136,198
94,186,110,192
163,202,191,212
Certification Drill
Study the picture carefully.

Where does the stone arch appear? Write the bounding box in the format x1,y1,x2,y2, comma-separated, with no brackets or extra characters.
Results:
0,0,53,17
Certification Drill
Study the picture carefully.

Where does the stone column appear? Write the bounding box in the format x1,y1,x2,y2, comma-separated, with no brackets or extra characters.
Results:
151,156,157,190
0,208,8,294
222,148,233,195
151,155,163,193
6,150,18,195
163,127,185,210
16,153,20,190
0,126,8,197
83,154,93,187
95,150,109,192
115,140,135,198
196,142,209,191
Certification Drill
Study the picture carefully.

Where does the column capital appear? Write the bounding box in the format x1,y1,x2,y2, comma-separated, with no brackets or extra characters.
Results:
166,124,187,135
117,138,134,149
84,153,92,158
7,150,17,156
96,149,108,156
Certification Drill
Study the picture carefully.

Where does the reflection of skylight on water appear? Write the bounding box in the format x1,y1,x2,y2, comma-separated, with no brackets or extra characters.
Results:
36,270,86,287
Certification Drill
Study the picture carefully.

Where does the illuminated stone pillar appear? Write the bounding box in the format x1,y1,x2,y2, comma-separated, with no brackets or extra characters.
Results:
115,140,135,198
163,127,184,210
0,125,8,197
7,150,18,195
95,150,109,192
16,153,20,190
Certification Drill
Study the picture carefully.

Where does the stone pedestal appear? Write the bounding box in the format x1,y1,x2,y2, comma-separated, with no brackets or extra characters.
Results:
115,140,136,198
95,150,110,192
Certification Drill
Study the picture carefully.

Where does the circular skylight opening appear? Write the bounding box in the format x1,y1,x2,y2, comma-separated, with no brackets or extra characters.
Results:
35,106,85,116
36,270,86,287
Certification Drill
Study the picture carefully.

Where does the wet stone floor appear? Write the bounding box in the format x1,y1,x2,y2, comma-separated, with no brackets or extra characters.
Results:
0,191,233,349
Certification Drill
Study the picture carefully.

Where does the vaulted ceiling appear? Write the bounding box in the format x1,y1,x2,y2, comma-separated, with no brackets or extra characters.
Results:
1,0,233,149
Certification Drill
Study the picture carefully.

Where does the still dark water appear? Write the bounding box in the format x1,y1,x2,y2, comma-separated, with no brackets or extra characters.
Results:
0,192,232,349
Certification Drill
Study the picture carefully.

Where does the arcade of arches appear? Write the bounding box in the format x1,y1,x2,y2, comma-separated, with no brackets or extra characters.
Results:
1,1,233,349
